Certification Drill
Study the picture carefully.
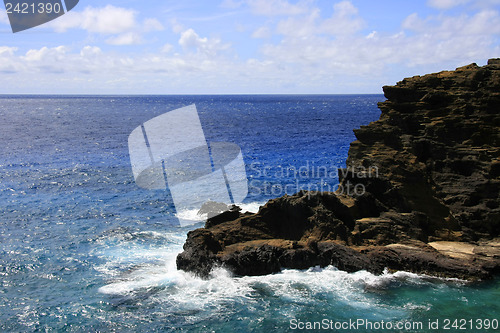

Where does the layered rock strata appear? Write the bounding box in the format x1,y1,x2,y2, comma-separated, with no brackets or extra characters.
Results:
177,60,500,280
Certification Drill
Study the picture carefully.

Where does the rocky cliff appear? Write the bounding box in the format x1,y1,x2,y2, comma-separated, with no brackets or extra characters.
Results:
177,60,500,280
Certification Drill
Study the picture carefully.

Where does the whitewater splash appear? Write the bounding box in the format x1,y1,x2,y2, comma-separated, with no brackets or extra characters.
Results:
93,224,467,322
174,201,264,225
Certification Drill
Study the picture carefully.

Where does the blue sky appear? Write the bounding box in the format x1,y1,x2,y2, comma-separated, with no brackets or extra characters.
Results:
1,0,499,94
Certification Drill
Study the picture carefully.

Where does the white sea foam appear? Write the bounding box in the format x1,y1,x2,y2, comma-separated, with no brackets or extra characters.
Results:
174,201,265,226
175,208,206,222
97,259,409,319
238,201,264,213
96,226,459,320
95,217,468,324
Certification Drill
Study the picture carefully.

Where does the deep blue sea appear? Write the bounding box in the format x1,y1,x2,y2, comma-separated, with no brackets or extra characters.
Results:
0,95,498,332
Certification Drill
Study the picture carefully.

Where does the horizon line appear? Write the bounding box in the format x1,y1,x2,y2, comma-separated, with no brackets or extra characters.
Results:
0,92,385,96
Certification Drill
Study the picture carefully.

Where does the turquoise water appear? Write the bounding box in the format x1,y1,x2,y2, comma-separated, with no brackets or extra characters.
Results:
0,95,498,332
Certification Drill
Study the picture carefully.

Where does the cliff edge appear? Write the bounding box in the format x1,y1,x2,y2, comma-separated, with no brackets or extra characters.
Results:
177,60,500,280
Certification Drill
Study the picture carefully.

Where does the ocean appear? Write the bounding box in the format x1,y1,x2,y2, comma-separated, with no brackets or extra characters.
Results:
0,95,498,332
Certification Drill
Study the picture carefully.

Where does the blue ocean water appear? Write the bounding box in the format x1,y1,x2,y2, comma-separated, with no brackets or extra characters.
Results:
0,95,498,332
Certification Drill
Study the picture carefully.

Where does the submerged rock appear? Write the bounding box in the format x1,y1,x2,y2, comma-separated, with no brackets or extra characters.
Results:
177,60,500,280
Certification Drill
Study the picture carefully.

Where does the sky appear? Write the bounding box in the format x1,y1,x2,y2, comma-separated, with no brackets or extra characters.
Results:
0,0,499,94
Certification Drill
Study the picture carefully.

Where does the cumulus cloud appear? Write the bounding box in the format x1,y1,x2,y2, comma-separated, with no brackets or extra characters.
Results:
257,1,500,79
398,9,500,65
0,46,17,56
47,5,162,45
1,0,499,94
80,46,102,57
0,46,20,73
51,5,137,34
276,1,364,37
179,29,230,56
276,9,319,37
321,1,364,35
0,45,124,76
0,41,236,93
23,46,68,62
402,10,500,37
18,46,70,73
0,30,233,79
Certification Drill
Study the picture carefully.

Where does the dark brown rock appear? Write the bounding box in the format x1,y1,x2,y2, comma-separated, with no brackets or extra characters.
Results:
340,59,500,240
177,60,500,280
204,205,245,228
176,229,222,277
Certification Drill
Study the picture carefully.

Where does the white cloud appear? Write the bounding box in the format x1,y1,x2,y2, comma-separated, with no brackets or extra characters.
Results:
17,46,70,73
1,1,499,94
250,0,497,83
397,10,500,66
276,9,319,37
106,32,143,46
427,0,500,10
80,46,102,57
402,13,423,31
143,18,164,32
161,43,174,53
252,26,272,38
179,29,230,56
23,46,68,62
0,36,229,79
427,0,471,9
0,46,17,56
0,47,21,73
170,18,184,34
402,10,500,37
246,0,309,16
179,29,205,49
51,5,137,34
464,10,500,34
48,6,164,46
275,1,364,37
258,3,500,80
321,1,364,35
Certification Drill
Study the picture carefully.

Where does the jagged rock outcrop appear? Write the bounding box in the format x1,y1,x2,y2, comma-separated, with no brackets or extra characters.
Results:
177,59,500,280
342,59,500,241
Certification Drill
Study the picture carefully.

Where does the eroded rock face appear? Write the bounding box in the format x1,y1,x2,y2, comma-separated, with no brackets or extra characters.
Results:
341,60,500,241
177,60,500,280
